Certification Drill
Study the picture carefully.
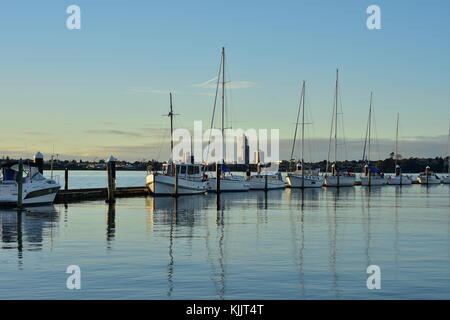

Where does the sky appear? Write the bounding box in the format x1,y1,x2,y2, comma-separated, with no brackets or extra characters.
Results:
0,0,449,161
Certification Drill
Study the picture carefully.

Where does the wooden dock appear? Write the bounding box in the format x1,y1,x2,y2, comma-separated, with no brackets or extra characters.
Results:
55,186,148,204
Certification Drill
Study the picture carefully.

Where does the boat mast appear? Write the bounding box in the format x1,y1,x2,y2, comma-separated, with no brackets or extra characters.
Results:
221,47,225,164
395,113,399,170
169,93,174,155
448,119,450,174
334,69,339,168
301,81,305,181
368,92,372,166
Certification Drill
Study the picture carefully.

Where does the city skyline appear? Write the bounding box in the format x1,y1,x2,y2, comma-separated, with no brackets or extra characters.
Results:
1,1,449,161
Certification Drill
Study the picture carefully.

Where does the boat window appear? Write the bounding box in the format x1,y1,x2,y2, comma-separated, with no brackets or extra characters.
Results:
180,166,186,174
187,165,200,175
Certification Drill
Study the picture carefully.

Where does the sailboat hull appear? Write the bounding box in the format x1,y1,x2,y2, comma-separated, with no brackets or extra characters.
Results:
386,175,412,185
417,175,441,185
360,175,387,186
207,177,250,192
248,175,286,190
286,174,324,188
324,175,355,187
146,173,207,196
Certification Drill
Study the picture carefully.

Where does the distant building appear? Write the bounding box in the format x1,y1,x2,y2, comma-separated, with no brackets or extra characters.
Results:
254,149,264,164
237,134,250,165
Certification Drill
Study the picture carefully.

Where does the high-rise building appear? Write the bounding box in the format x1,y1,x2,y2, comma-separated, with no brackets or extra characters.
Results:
237,134,250,165
254,149,264,164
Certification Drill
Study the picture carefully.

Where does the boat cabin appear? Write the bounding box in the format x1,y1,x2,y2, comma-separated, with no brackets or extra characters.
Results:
1,162,47,183
163,163,205,181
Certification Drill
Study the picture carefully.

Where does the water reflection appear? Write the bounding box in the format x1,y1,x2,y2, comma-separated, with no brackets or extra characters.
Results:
106,204,115,248
0,206,58,268
2,184,450,299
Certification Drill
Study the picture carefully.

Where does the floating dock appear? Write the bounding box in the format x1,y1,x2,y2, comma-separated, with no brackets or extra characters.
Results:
55,186,148,204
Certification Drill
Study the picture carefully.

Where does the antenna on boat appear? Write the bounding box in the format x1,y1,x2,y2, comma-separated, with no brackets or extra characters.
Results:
395,113,399,170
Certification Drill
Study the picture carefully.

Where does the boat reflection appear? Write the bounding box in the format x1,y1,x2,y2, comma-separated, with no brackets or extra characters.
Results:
0,205,59,267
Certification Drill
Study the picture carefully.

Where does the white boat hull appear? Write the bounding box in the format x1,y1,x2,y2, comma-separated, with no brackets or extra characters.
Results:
360,175,387,186
386,175,412,185
417,176,441,185
324,175,355,187
0,182,60,206
146,173,207,196
207,177,250,192
442,176,450,184
286,174,324,188
248,176,286,190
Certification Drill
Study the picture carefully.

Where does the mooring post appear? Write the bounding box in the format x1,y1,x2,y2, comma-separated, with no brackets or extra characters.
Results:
173,163,178,197
216,163,221,210
16,159,24,209
106,155,117,204
264,174,268,191
64,167,69,190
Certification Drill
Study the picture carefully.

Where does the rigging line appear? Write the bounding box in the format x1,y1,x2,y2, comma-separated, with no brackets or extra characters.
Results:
362,103,370,162
205,53,223,163
373,105,382,162
326,89,335,173
290,82,304,162
337,81,348,161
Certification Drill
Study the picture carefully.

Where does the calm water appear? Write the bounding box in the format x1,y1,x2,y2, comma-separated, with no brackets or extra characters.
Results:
1,175,450,299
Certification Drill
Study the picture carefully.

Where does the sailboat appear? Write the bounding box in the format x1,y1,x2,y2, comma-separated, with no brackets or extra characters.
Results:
417,166,441,185
442,121,450,184
146,93,208,196
360,92,387,186
324,69,355,187
387,113,412,185
206,47,250,192
286,81,324,188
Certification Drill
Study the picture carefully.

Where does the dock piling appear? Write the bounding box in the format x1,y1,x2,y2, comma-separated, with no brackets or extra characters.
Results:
105,156,117,204
216,163,221,210
64,167,69,190
173,164,179,197
16,159,23,209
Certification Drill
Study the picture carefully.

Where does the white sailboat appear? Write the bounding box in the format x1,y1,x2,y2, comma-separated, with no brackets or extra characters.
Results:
248,170,286,190
324,69,355,187
286,81,324,188
442,121,450,184
360,92,387,186
387,113,412,185
206,47,250,192
146,93,208,196
417,166,441,185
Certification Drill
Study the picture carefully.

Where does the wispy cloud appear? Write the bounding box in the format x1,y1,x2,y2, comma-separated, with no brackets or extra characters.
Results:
85,129,144,137
193,77,258,89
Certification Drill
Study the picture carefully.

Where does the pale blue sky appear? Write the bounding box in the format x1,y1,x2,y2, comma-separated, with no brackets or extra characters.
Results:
0,0,449,160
